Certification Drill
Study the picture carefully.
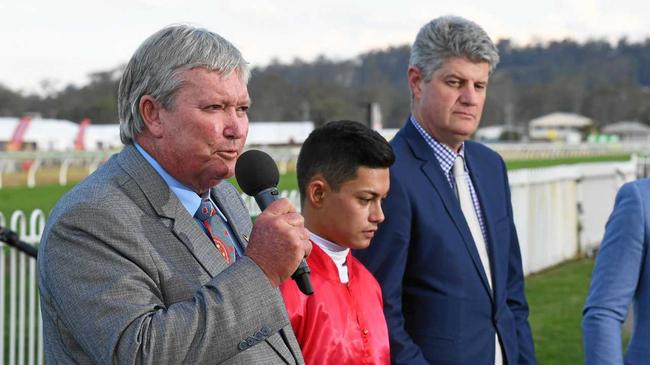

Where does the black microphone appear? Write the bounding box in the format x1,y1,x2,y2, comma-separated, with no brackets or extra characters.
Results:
235,149,314,295
0,226,38,259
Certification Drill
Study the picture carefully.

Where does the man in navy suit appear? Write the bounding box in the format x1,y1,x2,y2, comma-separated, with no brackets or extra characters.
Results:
354,16,537,364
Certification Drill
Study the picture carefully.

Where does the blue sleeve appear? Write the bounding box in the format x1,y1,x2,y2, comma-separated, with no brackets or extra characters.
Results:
354,172,430,365
582,181,646,365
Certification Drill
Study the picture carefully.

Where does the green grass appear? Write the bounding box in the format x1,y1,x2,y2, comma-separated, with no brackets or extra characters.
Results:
525,258,593,364
0,184,76,222
506,154,631,170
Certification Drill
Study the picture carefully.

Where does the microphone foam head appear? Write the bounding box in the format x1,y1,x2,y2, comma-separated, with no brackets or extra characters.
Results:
235,150,280,196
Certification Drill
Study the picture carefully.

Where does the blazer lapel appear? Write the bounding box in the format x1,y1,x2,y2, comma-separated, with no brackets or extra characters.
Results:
118,146,298,363
402,122,494,300
117,145,227,277
465,143,501,300
169,206,229,277
211,184,249,250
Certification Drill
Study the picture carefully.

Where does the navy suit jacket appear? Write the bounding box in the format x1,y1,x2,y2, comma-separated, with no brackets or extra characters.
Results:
583,179,650,364
354,120,536,364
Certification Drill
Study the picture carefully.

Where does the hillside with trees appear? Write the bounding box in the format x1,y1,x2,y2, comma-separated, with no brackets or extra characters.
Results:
2,38,650,129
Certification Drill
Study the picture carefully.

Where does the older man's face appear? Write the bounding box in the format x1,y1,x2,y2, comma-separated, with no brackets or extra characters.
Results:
409,57,489,151
154,68,250,194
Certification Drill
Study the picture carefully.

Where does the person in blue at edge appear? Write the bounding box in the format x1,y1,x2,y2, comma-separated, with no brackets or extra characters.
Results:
353,15,537,365
583,179,650,364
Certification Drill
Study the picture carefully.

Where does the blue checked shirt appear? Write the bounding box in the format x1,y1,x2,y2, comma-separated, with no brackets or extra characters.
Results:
410,116,488,242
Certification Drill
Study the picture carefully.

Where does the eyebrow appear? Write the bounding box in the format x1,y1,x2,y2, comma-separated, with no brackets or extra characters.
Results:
358,189,383,197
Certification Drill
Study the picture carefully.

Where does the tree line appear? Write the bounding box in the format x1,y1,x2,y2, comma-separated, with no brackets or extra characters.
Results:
2,37,650,129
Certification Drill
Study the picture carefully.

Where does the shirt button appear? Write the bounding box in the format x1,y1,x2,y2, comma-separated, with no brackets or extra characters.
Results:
362,328,369,335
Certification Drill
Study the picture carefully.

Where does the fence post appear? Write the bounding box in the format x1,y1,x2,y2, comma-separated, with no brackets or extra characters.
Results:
2,210,42,365
27,159,42,188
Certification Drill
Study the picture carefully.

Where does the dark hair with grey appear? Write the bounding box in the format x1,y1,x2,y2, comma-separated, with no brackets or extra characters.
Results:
409,15,499,82
297,120,395,205
118,24,250,144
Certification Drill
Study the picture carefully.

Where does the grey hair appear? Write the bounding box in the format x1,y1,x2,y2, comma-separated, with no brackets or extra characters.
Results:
118,24,250,144
409,15,499,82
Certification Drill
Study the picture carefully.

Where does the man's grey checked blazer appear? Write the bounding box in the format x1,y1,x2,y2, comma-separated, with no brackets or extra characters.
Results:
38,144,304,364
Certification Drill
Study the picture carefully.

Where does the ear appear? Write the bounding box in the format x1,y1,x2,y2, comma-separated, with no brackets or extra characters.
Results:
306,176,328,208
139,95,164,138
407,66,424,101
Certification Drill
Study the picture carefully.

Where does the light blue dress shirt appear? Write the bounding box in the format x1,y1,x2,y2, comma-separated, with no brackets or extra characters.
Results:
134,143,242,256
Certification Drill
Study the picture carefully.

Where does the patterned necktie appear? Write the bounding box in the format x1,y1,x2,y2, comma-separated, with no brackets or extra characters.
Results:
195,195,239,264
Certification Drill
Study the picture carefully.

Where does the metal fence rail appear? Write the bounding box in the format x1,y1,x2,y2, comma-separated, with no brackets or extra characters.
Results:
0,210,45,365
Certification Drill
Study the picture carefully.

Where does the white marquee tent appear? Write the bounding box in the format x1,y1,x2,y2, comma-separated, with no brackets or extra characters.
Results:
1,118,316,151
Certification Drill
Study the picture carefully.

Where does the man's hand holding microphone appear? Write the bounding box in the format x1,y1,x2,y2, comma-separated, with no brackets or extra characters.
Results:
236,150,314,294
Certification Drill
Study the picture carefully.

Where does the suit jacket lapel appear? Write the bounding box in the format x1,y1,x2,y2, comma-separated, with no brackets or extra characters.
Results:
211,184,249,250
465,143,501,301
402,122,494,300
119,146,298,363
117,145,227,277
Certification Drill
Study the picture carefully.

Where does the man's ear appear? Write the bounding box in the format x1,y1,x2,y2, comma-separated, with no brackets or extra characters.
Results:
407,66,424,100
139,95,164,138
306,176,328,208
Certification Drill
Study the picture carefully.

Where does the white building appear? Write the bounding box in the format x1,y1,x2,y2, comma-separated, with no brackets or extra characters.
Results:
602,121,650,143
528,112,593,143
85,124,122,151
1,118,321,151
0,117,121,151
246,121,314,146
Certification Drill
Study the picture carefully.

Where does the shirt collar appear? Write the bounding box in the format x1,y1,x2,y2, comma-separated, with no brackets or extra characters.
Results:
309,232,350,283
134,143,202,217
410,115,465,175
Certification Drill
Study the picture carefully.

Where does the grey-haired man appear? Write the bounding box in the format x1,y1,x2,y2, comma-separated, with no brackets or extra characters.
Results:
38,25,309,364
355,16,537,365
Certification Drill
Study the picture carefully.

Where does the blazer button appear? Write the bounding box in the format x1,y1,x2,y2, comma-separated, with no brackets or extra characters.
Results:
260,325,272,336
238,340,249,350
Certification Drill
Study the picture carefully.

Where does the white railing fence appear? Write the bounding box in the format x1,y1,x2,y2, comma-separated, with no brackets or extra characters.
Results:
2,142,649,189
0,158,644,362
240,190,302,216
510,159,637,274
0,210,46,365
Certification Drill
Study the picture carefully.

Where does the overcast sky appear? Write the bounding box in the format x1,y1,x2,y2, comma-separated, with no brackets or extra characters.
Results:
2,0,649,94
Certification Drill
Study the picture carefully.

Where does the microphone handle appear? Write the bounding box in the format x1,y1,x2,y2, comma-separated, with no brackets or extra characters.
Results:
255,187,314,295
291,259,313,295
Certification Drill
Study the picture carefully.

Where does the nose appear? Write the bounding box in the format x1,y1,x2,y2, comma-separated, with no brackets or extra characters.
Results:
223,108,247,140
459,84,479,106
369,202,385,224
